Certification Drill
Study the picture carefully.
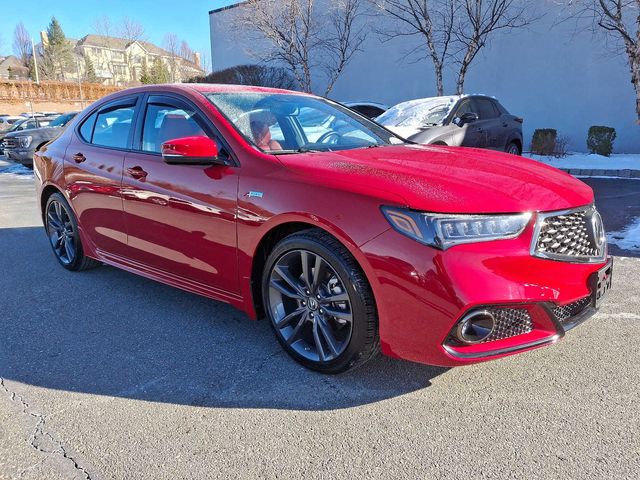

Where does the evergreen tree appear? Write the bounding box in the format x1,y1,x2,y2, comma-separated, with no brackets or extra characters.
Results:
84,55,97,83
139,57,152,84
150,56,170,84
42,17,73,80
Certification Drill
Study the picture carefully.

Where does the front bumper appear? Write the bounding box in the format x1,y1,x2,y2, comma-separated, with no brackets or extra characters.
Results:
6,148,34,165
359,221,611,367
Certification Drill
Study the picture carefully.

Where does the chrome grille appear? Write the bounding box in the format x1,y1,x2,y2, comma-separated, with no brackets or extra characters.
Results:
483,308,533,342
552,297,592,325
2,138,17,149
533,206,606,262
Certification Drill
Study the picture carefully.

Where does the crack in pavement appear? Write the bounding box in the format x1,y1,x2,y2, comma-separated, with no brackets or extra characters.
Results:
0,377,93,480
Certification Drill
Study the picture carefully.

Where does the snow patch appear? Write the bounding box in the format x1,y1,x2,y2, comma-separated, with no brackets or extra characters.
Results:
0,163,33,176
376,96,460,128
528,153,640,170
608,217,640,252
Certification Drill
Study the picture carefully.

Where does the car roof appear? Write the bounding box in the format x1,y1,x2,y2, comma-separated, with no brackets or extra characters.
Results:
87,83,316,111
107,83,312,97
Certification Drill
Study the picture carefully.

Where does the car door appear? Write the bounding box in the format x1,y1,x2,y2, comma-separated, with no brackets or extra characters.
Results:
451,98,486,148
474,97,503,150
64,95,139,258
121,93,240,294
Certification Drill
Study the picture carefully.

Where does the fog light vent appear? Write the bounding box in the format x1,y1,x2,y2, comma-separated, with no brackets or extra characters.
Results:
453,307,533,345
456,311,496,344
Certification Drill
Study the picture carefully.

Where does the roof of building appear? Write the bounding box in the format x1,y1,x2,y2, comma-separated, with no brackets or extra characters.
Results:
0,56,29,76
209,1,245,14
77,35,202,71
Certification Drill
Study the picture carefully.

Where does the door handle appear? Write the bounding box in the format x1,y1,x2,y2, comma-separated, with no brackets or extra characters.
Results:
127,166,148,180
72,153,86,163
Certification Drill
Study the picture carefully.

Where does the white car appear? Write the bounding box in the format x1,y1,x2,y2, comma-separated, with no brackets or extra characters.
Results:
0,116,23,131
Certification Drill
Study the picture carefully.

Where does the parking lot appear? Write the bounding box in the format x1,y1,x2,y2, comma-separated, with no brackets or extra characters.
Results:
0,160,639,480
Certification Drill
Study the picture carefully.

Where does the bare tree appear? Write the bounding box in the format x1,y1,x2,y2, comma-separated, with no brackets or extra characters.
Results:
118,17,146,83
453,0,538,94
371,0,457,96
373,0,538,94
179,40,194,62
234,0,368,95
93,15,118,83
564,1,640,123
12,22,32,67
163,33,180,82
120,17,146,43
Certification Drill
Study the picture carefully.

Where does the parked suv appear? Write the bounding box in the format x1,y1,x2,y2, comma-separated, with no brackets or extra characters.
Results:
377,95,524,155
0,117,55,155
34,84,611,373
3,112,77,167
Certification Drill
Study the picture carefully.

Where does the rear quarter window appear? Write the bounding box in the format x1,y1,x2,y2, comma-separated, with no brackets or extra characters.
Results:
79,112,97,142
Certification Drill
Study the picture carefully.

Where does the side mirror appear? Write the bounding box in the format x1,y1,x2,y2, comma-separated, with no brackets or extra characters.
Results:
161,136,224,165
454,112,479,126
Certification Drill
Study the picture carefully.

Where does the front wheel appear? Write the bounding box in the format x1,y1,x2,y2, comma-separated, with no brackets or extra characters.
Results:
45,193,100,271
506,142,521,156
262,229,379,373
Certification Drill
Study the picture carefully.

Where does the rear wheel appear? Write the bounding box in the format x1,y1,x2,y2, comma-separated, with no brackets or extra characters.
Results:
506,142,521,155
45,193,100,271
262,229,379,373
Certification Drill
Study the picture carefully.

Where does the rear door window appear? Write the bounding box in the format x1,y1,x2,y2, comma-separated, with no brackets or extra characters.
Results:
78,97,139,149
92,106,135,149
475,98,499,120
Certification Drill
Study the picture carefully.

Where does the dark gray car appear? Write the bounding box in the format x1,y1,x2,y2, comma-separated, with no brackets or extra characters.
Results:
3,112,78,167
376,95,523,155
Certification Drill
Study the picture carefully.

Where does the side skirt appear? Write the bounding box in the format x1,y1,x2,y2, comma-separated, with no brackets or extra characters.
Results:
93,248,246,311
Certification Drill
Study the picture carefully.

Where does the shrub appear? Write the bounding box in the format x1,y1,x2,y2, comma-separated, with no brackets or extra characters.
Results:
553,135,570,158
530,129,557,155
587,126,616,156
187,64,296,90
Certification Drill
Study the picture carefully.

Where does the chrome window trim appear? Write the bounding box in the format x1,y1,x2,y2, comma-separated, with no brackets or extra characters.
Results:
530,204,607,264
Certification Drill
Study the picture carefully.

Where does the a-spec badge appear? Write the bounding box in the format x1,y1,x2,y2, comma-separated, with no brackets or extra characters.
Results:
246,191,264,198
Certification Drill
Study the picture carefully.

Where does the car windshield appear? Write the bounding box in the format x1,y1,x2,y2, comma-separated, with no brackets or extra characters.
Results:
205,92,405,153
6,120,27,132
376,98,457,127
48,113,76,127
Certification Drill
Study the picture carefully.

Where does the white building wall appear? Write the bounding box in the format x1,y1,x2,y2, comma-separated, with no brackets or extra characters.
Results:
210,1,639,153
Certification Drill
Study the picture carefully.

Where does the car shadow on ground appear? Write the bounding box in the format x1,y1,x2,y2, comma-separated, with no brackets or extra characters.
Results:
0,227,448,411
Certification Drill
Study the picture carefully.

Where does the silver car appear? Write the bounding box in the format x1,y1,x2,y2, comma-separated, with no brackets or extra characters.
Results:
376,95,523,155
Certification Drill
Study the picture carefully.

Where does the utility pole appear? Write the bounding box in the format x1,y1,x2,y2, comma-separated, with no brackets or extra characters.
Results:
76,59,85,108
31,38,40,85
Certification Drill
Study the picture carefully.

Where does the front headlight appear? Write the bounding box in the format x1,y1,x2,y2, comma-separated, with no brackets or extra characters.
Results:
18,136,32,148
381,206,531,249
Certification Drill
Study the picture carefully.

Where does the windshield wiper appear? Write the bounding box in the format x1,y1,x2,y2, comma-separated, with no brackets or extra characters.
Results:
268,147,324,154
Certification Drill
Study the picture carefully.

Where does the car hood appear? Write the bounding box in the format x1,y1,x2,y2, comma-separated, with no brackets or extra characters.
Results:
276,144,593,213
3,126,61,139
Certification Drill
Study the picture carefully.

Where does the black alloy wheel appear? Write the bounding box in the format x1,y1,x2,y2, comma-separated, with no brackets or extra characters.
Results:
263,229,379,373
45,193,100,271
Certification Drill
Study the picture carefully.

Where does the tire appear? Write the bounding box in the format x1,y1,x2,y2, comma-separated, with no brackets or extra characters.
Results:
44,192,100,271
262,229,379,374
506,142,521,156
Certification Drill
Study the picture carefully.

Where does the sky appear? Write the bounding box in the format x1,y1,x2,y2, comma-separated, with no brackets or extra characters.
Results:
0,0,226,69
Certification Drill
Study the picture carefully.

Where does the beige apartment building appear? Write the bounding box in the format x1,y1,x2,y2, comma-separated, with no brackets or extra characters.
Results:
32,32,204,86
75,35,204,85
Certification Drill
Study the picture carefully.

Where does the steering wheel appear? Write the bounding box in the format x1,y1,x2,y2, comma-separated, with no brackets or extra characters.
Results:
317,131,340,144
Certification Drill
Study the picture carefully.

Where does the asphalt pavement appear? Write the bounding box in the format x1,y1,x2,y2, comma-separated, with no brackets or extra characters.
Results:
0,163,639,480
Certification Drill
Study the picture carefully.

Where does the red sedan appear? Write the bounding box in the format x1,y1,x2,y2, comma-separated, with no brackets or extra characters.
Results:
34,84,612,373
